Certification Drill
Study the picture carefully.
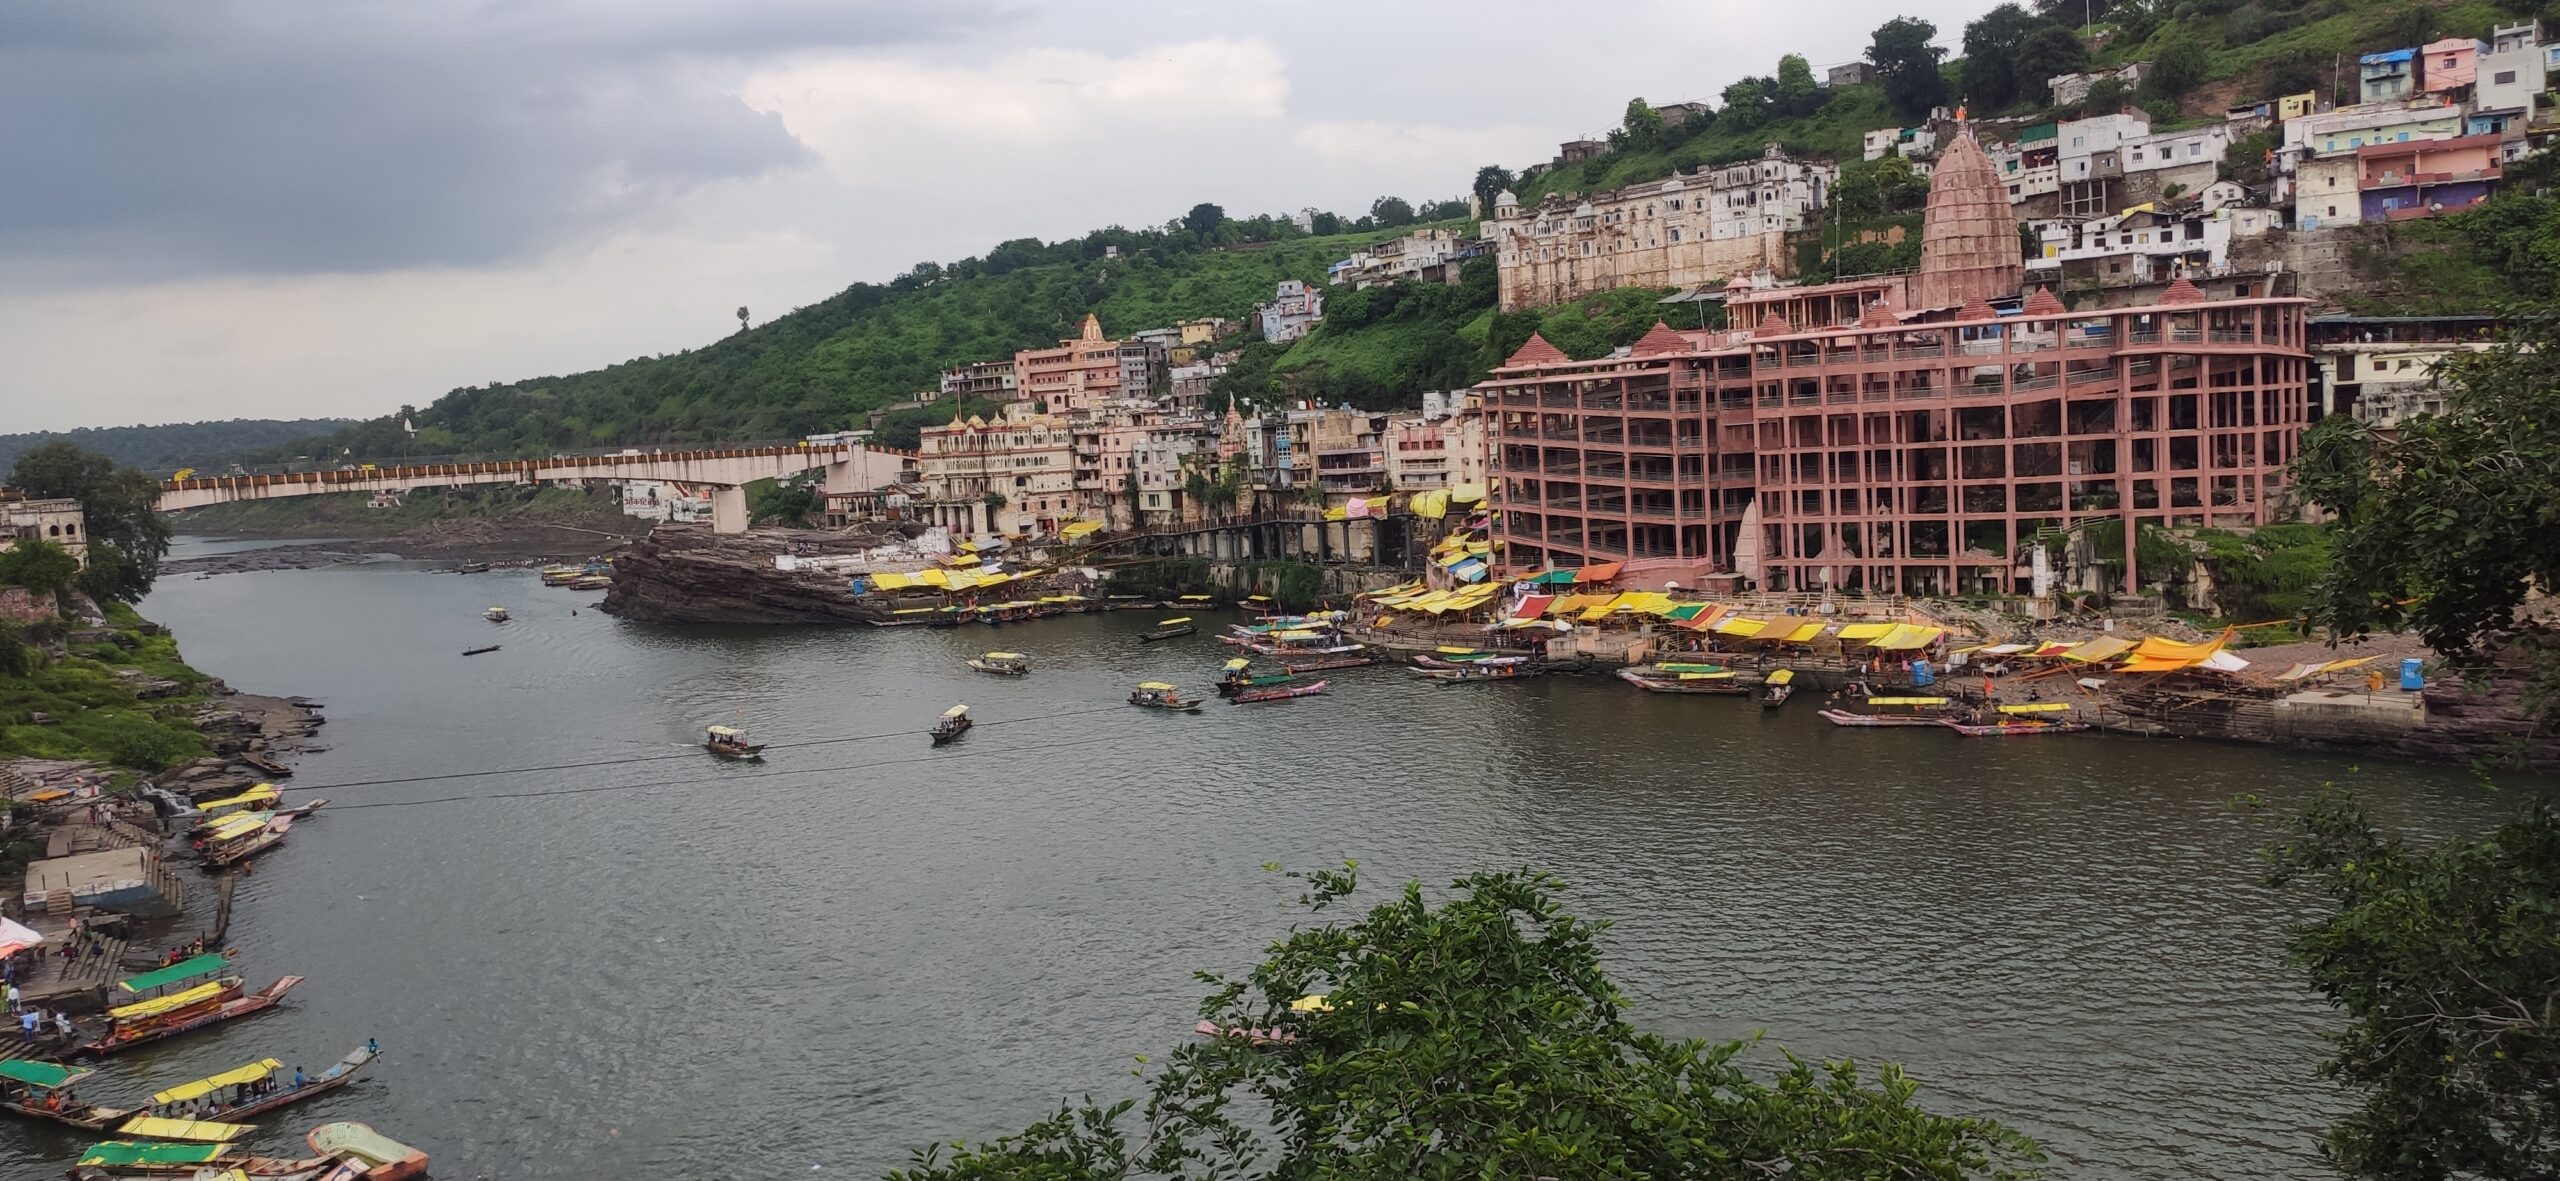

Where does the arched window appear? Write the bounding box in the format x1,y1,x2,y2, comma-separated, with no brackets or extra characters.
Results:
47,525,59,536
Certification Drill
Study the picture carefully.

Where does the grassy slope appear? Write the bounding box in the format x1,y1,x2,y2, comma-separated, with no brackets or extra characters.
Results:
368,224,1457,456
0,602,211,775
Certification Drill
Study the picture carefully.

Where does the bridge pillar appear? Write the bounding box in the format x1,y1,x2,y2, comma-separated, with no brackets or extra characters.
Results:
711,485,750,534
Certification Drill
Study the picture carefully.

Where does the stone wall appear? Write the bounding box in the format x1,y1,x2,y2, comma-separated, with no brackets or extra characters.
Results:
0,586,57,624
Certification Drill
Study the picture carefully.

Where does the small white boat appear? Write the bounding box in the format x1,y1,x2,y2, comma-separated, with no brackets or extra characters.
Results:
483,606,511,622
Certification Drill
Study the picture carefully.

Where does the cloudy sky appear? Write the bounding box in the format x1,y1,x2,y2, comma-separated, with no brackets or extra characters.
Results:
0,0,1995,432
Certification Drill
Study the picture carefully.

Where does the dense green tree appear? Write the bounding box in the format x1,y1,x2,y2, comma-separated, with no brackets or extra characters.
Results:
1772,54,1828,118
2014,25,2090,104
8,443,170,603
2141,29,2211,106
2221,130,2276,186
1620,98,1665,149
888,867,2043,1181
1834,155,1929,220
2082,75,2129,114
2295,312,2560,721
2266,790,2560,1179
1868,17,1951,120
1368,196,1416,228
0,539,79,599
1719,77,1772,130
746,479,816,527
1961,3,2042,109
1181,203,1225,237
1470,164,1516,212
2374,0,2440,49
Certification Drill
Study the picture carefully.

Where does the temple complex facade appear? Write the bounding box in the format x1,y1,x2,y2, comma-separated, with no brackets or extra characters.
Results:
1481,125,2311,597
1486,145,1833,311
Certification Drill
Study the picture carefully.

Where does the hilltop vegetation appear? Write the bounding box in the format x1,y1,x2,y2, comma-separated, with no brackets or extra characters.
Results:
261,0,2556,462
291,211,1470,460
0,418,353,475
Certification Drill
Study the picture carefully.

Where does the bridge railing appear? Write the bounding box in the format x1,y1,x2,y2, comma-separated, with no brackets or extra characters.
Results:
160,439,917,493
152,437,920,482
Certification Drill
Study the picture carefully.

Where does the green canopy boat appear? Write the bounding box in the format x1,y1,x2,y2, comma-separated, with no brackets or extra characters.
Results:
117,952,235,995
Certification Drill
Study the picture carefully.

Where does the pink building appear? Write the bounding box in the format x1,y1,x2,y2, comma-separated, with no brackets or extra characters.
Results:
1482,124,2313,597
2358,133,2503,222
2421,36,2478,94
1014,314,1125,415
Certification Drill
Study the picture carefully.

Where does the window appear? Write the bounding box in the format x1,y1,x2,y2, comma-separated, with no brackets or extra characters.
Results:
2494,70,2517,84
2326,205,2338,217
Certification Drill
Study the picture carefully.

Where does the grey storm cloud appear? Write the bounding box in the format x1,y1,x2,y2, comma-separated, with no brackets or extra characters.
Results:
0,0,1000,283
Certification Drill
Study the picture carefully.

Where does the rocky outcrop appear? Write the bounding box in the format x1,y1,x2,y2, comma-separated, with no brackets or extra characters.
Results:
599,524,896,624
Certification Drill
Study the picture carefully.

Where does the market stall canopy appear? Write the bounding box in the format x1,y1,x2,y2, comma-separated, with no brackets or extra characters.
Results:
2275,655,2378,681
1713,616,1768,637
1522,569,1580,585
1868,624,1945,650
1513,594,1556,620
1060,520,1104,539
2060,636,2136,663
1834,622,1896,641
1449,483,1486,504
1409,490,1450,519
0,917,43,959
1575,561,1624,582
2117,629,2235,674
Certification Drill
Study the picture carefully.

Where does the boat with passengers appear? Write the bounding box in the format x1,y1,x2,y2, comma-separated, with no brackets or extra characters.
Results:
75,972,302,1058
71,1119,428,1180
966,651,1032,676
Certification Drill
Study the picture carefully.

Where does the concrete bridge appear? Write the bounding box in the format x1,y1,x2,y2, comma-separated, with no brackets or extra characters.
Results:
158,442,916,533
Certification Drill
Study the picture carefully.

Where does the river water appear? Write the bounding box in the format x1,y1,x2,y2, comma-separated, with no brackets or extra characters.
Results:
11,542,2535,1179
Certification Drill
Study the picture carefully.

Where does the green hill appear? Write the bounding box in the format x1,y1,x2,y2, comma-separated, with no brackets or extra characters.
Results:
1,419,354,476
289,0,2544,462
305,221,1463,459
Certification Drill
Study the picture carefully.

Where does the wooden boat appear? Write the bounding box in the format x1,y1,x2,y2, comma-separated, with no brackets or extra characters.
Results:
482,606,509,622
1128,682,1204,713
930,704,973,745
1415,657,1540,683
924,607,966,629
150,1045,378,1126
965,651,1032,676
538,565,579,585
1614,666,1751,695
1230,679,1328,705
191,786,279,821
871,607,939,628
1280,653,1378,673
1817,695,1956,727
77,976,302,1058
1140,617,1197,641
1193,1018,1295,1046
72,1119,427,1180
21,1043,382,1134
1943,702,2087,736
461,645,501,656
1215,658,1295,696
704,725,765,762
0,1060,118,1130
450,562,491,574
569,574,612,590
1760,669,1796,708
204,816,295,871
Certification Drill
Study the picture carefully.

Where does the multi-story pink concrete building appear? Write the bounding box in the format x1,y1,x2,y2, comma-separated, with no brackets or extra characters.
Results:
1483,125,2312,597
1014,314,1125,415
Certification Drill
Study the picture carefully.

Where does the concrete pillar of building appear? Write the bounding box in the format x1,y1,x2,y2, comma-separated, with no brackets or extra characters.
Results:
711,485,751,534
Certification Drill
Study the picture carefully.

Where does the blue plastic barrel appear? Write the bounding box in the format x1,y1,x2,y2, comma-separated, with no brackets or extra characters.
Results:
1911,659,1935,686
2399,657,2424,691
